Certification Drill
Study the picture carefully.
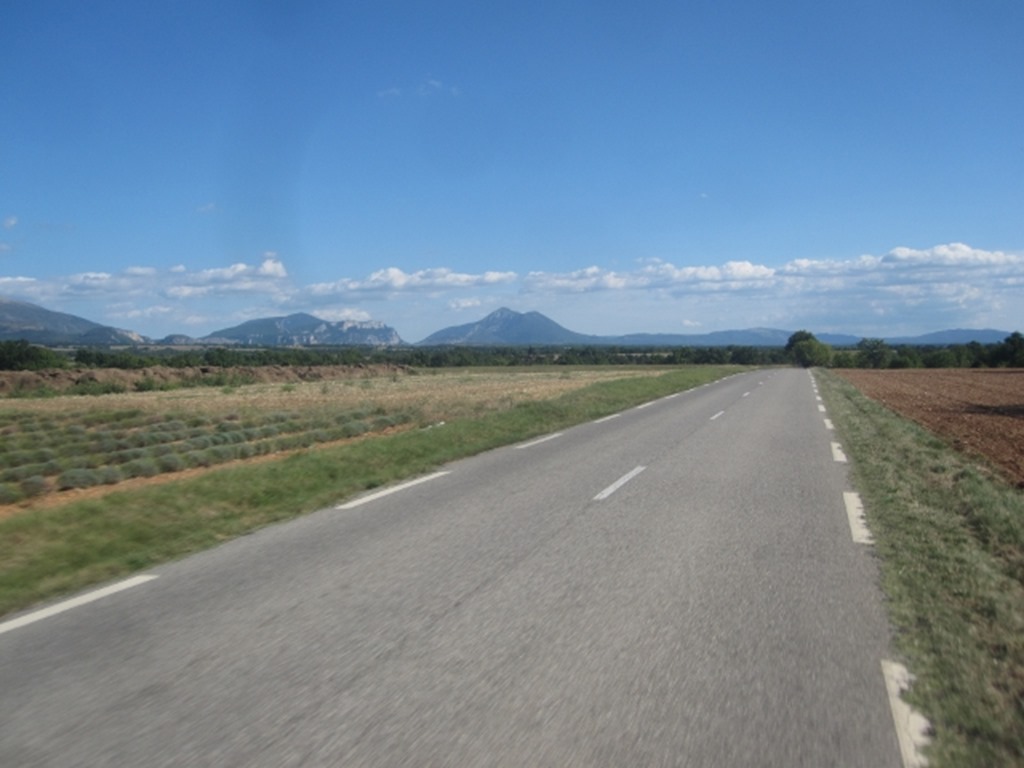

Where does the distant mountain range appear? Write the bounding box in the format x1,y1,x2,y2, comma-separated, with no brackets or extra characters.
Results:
0,297,1013,349
418,307,1010,348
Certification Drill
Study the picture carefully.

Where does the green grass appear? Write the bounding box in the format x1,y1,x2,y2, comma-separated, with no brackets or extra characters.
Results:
817,370,1024,767
0,366,739,619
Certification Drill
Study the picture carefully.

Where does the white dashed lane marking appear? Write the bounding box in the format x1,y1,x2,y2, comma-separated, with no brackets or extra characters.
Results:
0,575,159,636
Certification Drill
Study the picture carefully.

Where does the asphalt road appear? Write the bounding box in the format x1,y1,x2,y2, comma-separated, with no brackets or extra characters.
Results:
0,369,902,767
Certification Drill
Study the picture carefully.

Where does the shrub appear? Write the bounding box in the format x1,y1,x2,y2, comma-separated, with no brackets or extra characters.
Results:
372,416,396,430
236,443,256,459
342,421,369,438
99,466,124,485
157,453,186,473
0,483,22,504
57,468,102,490
183,450,212,468
20,475,49,498
122,458,160,478
70,381,127,396
186,436,213,450
207,445,238,463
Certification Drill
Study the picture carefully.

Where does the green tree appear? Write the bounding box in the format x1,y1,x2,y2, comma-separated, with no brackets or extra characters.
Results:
791,338,833,368
0,340,68,370
856,338,894,369
785,330,816,355
786,331,831,368
993,332,1024,367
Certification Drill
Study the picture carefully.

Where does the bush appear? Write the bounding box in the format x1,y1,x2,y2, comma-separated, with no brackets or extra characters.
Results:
69,381,127,396
342,421,369,438
157,453,186,473
185,436,213,450
57,468,102,490
122,458,160,478
183,450,212,468
0,483,22,504
20,475,49,497
99,466,124,485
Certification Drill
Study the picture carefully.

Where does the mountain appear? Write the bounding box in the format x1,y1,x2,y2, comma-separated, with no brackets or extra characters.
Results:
416,308,1013,348
416,309,800,346
884,329,1010,346
417,307,595,345
0,297,1013,349
0,297,143,345
201,313,404,346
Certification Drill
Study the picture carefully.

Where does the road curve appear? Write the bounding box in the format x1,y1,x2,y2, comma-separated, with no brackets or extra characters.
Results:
0,369,901,767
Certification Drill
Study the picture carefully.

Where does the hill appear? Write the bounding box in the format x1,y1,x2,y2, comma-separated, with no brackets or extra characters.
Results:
417,309,916,347
417,308,595,345
0,297,1012,349
200,313,404,346
0,297,143,345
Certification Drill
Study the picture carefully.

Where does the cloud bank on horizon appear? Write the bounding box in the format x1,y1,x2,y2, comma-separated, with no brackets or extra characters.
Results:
0,243,1018,342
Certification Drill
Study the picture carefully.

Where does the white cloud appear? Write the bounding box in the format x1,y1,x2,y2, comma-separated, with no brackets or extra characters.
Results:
310,266,517,296
196,203,217,214
525,259,777,294
2,242,1019,341
2,216,16,230
257,255,287,278
0,243,11,253
314,307,372,323
111,305,174,320
884,243,1018,266
0,276,35,287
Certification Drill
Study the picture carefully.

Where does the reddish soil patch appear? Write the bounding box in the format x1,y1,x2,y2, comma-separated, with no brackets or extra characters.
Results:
836,369,1024,488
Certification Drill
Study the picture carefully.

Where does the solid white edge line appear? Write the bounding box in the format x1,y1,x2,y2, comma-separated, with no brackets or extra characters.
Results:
0,575,159,636
831,442,848,463
843,491,874,544
336,471,450,510
594,413,621,424
881,660,932,768
594,466,646,501
635,402,654,410
514,433,564,449
710,410,725,421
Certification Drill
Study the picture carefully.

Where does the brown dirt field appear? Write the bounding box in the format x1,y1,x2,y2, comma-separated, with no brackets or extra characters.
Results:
835,368,1024,488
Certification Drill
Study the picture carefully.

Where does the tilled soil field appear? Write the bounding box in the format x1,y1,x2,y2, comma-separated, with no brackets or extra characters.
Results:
835,368,1024,488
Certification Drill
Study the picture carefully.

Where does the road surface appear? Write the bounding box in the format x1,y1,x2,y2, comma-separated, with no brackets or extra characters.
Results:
0,369,902,766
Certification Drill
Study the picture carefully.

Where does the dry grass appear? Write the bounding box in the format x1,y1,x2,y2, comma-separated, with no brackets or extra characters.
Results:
0,367,666,424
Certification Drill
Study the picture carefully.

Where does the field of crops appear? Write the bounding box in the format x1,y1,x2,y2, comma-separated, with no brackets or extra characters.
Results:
0,367,665,508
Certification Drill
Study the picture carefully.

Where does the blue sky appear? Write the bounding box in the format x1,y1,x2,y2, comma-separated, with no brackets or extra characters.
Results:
2,1,1022,343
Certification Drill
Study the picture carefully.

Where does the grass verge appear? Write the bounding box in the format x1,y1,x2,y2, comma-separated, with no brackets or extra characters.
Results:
0,366,739,619
817,369,1024,767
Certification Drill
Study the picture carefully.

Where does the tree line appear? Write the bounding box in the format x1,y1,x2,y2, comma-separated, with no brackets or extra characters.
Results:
1,333,1021,372
785,331,1024,369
